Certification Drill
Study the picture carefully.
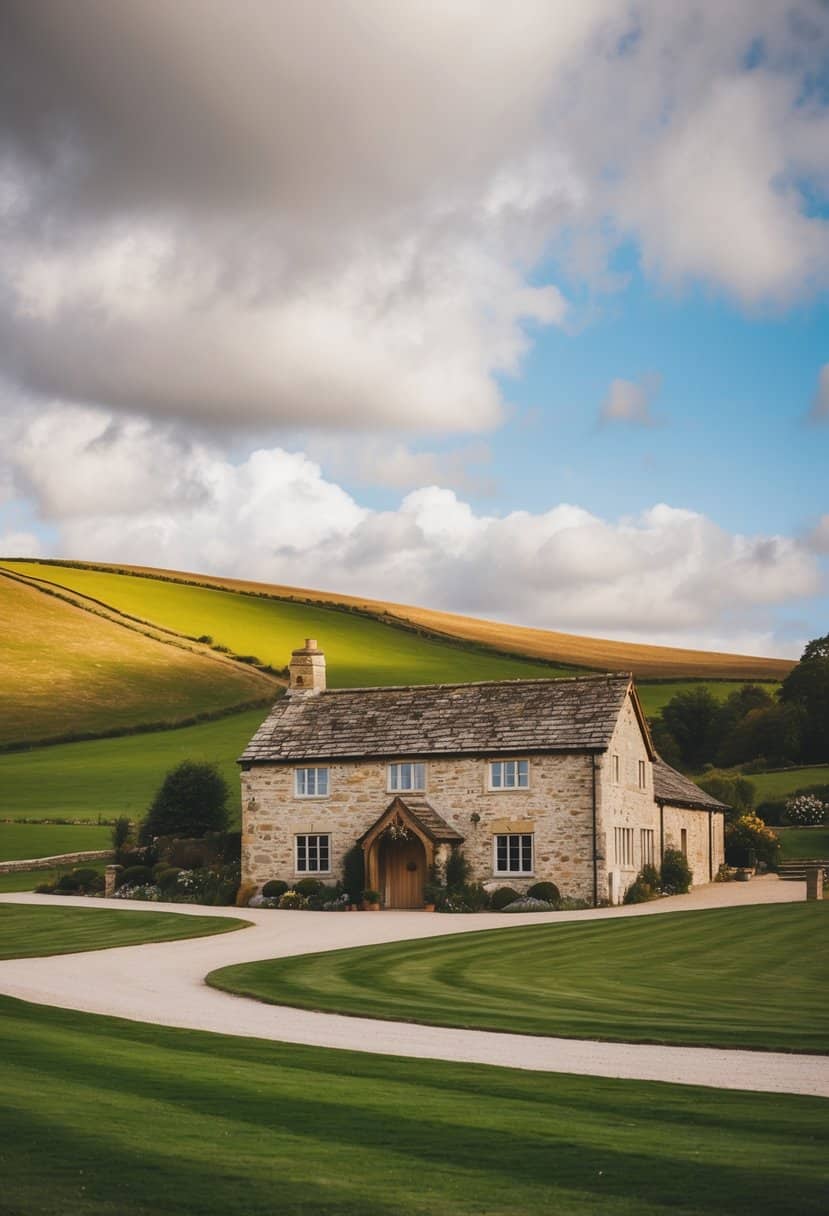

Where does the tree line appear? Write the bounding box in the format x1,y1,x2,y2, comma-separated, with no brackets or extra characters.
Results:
649,633,829,773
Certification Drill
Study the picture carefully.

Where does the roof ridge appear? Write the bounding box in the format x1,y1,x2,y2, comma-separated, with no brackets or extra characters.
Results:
307,672,633,696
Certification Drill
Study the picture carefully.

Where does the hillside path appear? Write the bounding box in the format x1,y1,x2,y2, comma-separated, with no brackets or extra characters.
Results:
1,876,826,1098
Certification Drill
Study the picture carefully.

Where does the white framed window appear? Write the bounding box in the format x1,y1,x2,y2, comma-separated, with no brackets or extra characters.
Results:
295,833,331,873
638,759,646,789
388,762,426,792
494,833,534,875
614,826,634,867
612,754,620,784
640,828,655,867
294,767,329,797
489,759,529,790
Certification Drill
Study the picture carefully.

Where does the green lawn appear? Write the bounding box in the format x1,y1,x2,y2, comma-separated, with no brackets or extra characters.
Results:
0,996,826,1216
209,904,829,1054
0,709,265,821
0,863,106,893
0,822,111,861
4,560,574,687
778,827,829,860
747,766,829,801
0,904,247,959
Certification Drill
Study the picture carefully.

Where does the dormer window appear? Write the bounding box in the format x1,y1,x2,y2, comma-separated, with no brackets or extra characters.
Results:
388,762,426,792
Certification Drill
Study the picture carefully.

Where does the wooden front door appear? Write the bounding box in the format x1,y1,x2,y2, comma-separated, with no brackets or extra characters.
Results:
379,835,426,908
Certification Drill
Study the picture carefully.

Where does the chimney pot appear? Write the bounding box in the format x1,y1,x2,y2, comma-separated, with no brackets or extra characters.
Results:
289,638,326,692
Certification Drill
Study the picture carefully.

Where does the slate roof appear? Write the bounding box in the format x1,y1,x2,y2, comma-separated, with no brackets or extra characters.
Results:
361,796,465,844
240,674,635,764
653,758,729,811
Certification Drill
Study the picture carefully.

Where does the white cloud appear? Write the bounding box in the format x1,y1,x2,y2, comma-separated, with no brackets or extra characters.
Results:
806,514,829,553
600,375,661,426
3,406,818,655
1,3,828,434
810,363,829,423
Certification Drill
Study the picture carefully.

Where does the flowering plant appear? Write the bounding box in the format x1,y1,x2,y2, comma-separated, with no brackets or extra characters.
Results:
785,794,827,826
384,821,411,841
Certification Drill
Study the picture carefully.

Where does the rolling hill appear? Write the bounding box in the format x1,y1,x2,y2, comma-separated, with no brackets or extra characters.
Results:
4,558,794,680
0,568,278,747
0,557,795,853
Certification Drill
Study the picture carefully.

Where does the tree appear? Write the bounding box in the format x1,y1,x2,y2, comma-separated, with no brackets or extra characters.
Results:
661,687,722,769
697,773,755,820
716,702,803,769
779,633,829,762
139,761,230,844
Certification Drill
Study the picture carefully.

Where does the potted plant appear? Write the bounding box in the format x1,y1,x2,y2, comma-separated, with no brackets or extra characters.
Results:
361,888,382,911
423,879,442,912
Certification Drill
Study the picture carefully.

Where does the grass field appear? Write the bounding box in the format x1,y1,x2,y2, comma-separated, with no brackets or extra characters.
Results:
0,822,111,861
0,996,825,1216
777,827,829,859
209,904,829,1054
5,558,795,679
0,708,264,822
0,904,247,959
0,863,106,893
747,766,829,801
3,560,574,688
0,569,275,746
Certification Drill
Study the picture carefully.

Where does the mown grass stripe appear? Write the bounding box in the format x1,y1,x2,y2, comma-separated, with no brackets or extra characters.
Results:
208,902,829,1053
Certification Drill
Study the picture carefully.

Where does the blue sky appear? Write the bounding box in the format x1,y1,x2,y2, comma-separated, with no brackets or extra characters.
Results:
0,2,827,657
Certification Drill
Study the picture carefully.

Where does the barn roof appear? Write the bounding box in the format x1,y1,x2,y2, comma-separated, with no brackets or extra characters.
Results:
240,673,639,764
653,758,729,811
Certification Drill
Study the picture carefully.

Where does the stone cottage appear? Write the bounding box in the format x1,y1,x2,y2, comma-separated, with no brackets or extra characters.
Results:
240,639,726,906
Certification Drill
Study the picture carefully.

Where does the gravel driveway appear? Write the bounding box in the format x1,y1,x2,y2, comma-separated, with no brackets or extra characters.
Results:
1,875,826,1098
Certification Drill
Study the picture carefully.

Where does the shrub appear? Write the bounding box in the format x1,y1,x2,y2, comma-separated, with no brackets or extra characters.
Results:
118,865,155,888
501,897,557,913
278,890,307,909
55,871,83,893
34,881,57,894
139,761,230,844
527,881,560,903
490,886,520,910
262,880,289,900
756,799,787,826
445,847,470,888
725,813,780,869
154,866,183,893
295,877,325,897
640,863,660,890
342,844,365,907
785,794,827,826
361,889,381,904
111,816,132,851
623,871,658,904
660,848,692,895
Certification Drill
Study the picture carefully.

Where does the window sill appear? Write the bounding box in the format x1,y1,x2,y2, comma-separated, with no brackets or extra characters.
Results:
493,872,535,879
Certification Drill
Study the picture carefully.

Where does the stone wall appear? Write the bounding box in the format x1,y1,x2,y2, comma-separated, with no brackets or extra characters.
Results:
242,750,600,901
598,696,658,903
662,805,724,886
0,849,113,875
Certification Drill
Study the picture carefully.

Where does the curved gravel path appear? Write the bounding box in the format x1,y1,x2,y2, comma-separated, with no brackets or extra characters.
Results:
1,876,826,1098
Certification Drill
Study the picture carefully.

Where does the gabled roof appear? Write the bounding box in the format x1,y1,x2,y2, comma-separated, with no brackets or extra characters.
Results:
653,759,729,812
240,673,636,764
360,796,464,846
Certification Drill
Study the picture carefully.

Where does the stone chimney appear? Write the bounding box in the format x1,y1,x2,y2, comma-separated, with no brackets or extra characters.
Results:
289,638,326,692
